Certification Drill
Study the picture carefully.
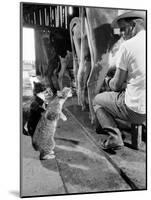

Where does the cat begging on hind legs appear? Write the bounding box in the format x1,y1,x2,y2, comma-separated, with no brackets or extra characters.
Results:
24,78,53,137
32,87,72,160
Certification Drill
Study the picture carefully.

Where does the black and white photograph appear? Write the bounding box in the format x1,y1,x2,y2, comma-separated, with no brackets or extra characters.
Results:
20,2,147,198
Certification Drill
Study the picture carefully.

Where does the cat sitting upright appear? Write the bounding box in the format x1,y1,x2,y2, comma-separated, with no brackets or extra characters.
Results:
24,76,53,137
32,87,72,160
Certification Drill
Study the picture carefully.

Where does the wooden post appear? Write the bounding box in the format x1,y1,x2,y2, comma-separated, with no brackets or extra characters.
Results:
49,7,52,26
39,10,42,25
47,7,50,26
57,6,60,27
62,7,65,28
55,6,59,27
52,9,54,27
32,12,35,24
131,124,142,149
34,12,36,25
28,13,30,24
55,7,57,27
30,13,33,24
65,6,67,29
35,10,39,25
24,14,28,24
44,8,47,26
60,6,62,27
41,8,45,26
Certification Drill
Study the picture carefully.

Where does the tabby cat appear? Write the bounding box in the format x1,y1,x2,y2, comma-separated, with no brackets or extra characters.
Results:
32,87,72,160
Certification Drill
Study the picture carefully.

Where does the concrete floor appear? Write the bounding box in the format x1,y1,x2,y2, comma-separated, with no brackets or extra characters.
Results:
67,104,146,189
21,64,146,197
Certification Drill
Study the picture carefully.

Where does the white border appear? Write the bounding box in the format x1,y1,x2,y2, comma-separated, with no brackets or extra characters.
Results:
0,0,150,199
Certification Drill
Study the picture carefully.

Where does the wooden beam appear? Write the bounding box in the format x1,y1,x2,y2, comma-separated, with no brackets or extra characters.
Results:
65,6,67,29
44,8,47,26
60,6,62,27
56,6,59,27
30,12,34,24
35,9,40,25
34,12,36,24
55,7,57,27
52,8,55,27
62,7,65,28
39,9,42,25
47,7,50,26
41,8,45,26
49,7,52,27
28,13,30,24
23,23,67,31
131,124,143,149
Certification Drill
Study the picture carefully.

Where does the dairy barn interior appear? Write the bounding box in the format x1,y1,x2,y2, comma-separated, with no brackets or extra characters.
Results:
21,3,146,198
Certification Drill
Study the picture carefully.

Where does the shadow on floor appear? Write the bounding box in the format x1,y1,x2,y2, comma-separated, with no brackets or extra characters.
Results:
9,190,19,197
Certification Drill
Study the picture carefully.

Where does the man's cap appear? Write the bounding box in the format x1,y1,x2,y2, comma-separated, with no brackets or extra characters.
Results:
111,11,146,28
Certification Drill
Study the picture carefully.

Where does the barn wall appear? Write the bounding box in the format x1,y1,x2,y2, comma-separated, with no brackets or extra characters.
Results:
22,3,79,77
23,3,79,29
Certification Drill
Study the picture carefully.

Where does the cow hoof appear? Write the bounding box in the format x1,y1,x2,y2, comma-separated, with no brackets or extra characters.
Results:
89,113,95,124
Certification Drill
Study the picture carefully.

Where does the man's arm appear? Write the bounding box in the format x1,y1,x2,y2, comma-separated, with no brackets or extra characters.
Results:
108,68,127,92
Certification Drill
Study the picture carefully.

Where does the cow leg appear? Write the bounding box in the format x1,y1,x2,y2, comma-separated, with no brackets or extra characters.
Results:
85,17,96,123
77,57,91,110
72,35,81,94
70,17,81,95
77,8,90,110
70,16,90,110
87,68,99,124
70,14,86,109
86,44,110,124
87,61,109,123
85,15,110,123
58,56,66,90
73,57,79,90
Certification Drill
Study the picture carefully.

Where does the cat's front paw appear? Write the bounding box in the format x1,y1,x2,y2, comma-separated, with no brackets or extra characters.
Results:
40,151,55,160
62,115,67,121
60,112,67,121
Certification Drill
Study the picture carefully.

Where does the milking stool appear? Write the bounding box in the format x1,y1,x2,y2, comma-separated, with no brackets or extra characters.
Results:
131,124,144,150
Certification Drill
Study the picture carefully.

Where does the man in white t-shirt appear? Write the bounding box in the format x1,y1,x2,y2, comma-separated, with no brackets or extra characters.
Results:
93,11,146,150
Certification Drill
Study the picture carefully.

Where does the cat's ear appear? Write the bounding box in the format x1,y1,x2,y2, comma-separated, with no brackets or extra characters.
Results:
57,90,63,97
59,55,62,60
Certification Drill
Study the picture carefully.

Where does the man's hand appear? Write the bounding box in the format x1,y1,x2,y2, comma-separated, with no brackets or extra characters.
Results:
100,76,112,92
109,68,127,92
104,76,112,91
107,66,116,77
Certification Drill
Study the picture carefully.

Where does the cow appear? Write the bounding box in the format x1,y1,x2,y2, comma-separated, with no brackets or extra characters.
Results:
70,8,121,123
